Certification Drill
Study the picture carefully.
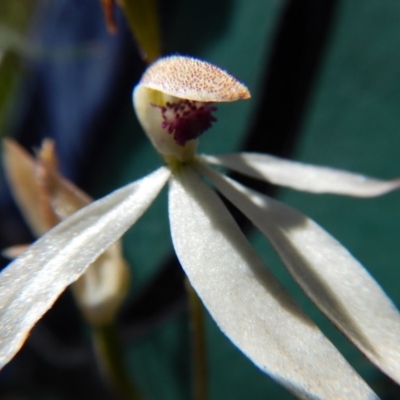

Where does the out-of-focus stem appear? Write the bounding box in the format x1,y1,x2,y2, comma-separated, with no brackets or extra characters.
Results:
92,323,144,400
119,0,161,63
186,278,208,400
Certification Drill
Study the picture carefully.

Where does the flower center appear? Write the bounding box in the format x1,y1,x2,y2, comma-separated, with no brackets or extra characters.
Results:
157,100,217,146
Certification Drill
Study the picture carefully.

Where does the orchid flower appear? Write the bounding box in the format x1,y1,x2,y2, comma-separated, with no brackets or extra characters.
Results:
1,56,400,399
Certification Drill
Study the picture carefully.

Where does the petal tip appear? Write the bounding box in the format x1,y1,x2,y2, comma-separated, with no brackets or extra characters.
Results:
391,178,400,190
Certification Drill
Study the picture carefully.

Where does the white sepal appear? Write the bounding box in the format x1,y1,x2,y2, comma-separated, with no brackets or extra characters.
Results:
202,153,400,196
198,162,400,385
0,167,170,368
169,166,376,400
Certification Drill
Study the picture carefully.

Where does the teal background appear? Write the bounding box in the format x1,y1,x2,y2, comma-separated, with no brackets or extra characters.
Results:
85,1,400,399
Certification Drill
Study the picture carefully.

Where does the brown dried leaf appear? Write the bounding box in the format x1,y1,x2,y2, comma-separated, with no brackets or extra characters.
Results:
3,139,57,235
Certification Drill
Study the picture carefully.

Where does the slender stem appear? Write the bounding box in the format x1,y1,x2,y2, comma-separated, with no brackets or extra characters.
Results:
186,278,208,400
92,323,144,400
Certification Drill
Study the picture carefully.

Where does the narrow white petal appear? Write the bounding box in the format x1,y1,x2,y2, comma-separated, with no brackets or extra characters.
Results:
202,153,400,196
0,167,170,368
169,166,376,400
197,162,400,385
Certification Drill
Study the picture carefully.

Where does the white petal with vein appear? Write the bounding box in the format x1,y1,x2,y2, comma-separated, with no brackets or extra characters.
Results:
202,153,400,196
169,166,376,400
0,167,170,368
198,162,400,385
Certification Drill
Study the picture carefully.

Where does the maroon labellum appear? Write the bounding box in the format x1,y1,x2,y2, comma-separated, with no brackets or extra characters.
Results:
156,100,217,146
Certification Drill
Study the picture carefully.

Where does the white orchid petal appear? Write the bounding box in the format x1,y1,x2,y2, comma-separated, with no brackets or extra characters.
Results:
202,153,400,197
169,166,376,400
0,167,170,368
197,163,400,385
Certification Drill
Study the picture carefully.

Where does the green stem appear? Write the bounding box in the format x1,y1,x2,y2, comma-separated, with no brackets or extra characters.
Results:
186,279,208,400
92,323,143,400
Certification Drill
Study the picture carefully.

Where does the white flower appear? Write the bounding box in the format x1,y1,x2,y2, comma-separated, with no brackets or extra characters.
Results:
1,55,400,399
